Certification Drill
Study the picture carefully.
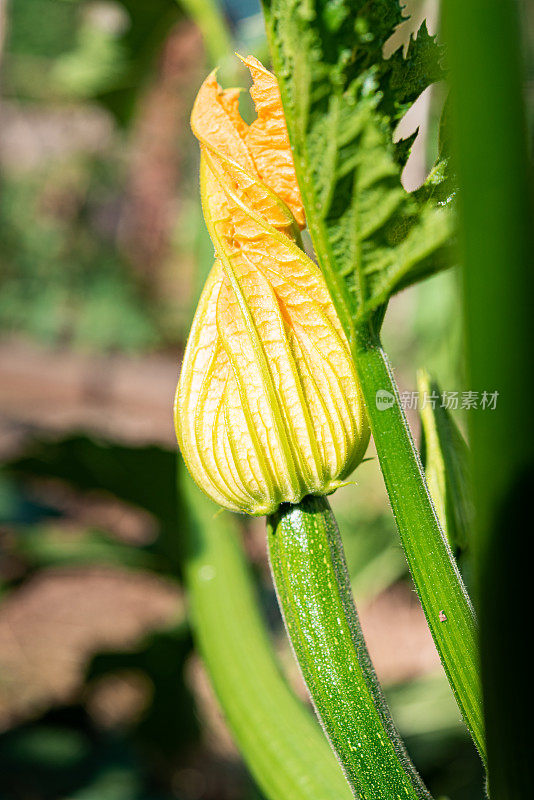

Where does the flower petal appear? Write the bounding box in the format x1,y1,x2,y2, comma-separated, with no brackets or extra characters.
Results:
240,55,305,228
175,58,369,515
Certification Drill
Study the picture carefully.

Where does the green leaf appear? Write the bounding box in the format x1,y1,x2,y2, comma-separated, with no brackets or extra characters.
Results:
268,496,431,800
261,0,452,335
417,369,473,558
181,470,353,800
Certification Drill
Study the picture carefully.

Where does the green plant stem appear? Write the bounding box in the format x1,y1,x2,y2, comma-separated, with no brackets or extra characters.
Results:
445,2,534,796
182,471,353,800
178,0,232,68
267,495,432,800
353,322,486,765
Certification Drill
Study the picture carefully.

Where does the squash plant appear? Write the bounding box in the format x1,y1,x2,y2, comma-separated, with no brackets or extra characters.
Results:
177,1,532,798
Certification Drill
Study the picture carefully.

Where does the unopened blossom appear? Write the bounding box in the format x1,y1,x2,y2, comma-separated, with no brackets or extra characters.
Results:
174,56,369,515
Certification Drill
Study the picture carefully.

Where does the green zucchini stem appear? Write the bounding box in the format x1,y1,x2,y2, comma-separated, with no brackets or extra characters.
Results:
267,496,432,800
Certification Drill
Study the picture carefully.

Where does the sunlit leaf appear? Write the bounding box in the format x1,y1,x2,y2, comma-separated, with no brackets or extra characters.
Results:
262,0,452,333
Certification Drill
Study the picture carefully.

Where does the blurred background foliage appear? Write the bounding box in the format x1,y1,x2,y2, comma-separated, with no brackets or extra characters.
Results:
1,1,482,799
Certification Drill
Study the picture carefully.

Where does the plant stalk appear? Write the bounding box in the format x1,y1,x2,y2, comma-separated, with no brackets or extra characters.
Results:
353,321,486,764
267,495,432,800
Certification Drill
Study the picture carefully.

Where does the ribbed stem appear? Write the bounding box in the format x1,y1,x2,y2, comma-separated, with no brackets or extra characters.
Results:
267,496,432,800
353,322,485,764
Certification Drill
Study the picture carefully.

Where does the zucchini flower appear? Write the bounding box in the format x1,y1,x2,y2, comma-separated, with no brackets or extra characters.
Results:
174,56,369,515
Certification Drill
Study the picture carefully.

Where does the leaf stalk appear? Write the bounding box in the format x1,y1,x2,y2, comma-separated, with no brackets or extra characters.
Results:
353,321,486,764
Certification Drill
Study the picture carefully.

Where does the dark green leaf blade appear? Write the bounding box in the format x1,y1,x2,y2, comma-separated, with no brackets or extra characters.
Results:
445,0,534,793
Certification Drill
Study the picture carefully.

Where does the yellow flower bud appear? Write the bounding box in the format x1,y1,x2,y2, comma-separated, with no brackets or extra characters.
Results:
174,56,369,515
